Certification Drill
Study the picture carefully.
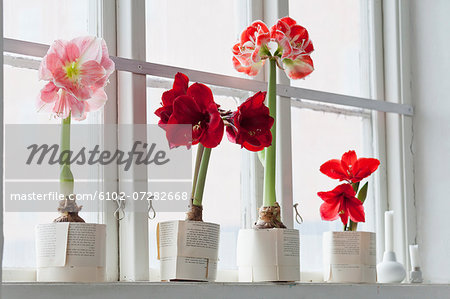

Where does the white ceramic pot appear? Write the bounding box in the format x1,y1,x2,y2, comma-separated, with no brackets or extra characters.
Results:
35,222,106,282
323,231,376,283
236,228,300,282
157,220,220,281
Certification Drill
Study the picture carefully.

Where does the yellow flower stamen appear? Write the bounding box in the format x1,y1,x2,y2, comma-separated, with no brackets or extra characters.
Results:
64,60,80,82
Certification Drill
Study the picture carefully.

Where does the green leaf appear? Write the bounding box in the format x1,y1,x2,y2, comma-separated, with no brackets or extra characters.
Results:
257,148,266,166
357,182,369,204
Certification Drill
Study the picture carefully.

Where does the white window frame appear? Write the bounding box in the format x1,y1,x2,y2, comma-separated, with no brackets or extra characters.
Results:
1,0,417,288
1,0,120,282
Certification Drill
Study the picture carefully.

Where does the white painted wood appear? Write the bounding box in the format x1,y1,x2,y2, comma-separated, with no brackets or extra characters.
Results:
2,38,414,116
397,0,417,275
116,0,149,281
382,0,416,271
3,282,450,299
368,0,390,263
99,0,119,282
0,0,4,293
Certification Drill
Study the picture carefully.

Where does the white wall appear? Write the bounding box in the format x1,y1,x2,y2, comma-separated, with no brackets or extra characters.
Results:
409,0,450,283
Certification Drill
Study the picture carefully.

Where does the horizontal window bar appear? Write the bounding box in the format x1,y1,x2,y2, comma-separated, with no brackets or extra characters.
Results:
3,38,413,116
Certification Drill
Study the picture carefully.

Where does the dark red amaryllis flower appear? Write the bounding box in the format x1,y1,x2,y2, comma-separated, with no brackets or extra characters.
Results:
318,183,365,225
320,150,380,183
167,82,224,148
155,72,189,125
226,91,274,151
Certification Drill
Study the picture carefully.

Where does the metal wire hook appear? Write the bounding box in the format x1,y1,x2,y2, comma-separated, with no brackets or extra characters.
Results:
147,195,156,220
114,199,125,221
293,203,303,225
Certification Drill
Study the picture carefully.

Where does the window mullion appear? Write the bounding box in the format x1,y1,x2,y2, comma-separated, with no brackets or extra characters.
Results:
99,0,120,282
0,0,4,284
382,0,416,270
366,0,390,263
116,0,149,281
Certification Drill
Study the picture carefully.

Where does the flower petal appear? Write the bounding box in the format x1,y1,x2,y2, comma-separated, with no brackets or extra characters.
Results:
352,158,380,182
232,56,265,76
173,72,189,94
342,150,357,166
320,159,349,181
347,196,366,223
186,83,214,111
282,55,314,80
100,39,115,76
80,60,107,87
65,42,81,63
319,201,340,221
84,88,107,112
52,90,84,120
73,36,103,64
39,82,59,103
169,95,203,125
199,104,224,148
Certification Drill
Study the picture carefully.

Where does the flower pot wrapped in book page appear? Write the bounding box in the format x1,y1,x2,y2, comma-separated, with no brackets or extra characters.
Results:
323,231,376,283
35,223,106,282
157,220,220,281
237,228,300,282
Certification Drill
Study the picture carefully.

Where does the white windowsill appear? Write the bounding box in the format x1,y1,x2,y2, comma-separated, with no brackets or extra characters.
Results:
3,282,450,299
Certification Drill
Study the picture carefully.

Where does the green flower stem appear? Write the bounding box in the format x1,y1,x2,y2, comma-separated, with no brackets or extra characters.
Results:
263,58,277,207
193,146,212,206
191,144,205,199
60,115,74,197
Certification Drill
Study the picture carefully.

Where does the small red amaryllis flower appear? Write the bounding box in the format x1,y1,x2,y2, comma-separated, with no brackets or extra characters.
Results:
320,150,380,183
155,72,189,125
318,183,365,225
270,17,314,79
226,91,274,151
166,82,224,148
232,21,271,76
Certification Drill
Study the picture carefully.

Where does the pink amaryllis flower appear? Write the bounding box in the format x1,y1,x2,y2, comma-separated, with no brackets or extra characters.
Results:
318,183,365,226
232,21,271,76
270,17,314,79
38,36,115,120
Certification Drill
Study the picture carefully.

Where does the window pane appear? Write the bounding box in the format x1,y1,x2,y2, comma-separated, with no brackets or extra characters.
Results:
146,0,241,76
3,0,102,271
4,0,96,44
291,107,375,276
288,0,370,98
2,64,104,270
147,81,246,276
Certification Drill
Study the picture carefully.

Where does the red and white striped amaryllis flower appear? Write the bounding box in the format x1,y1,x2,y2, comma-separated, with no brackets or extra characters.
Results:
269,17,314,79
38,36,115,120
232,17,314,80
232,21,271,76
